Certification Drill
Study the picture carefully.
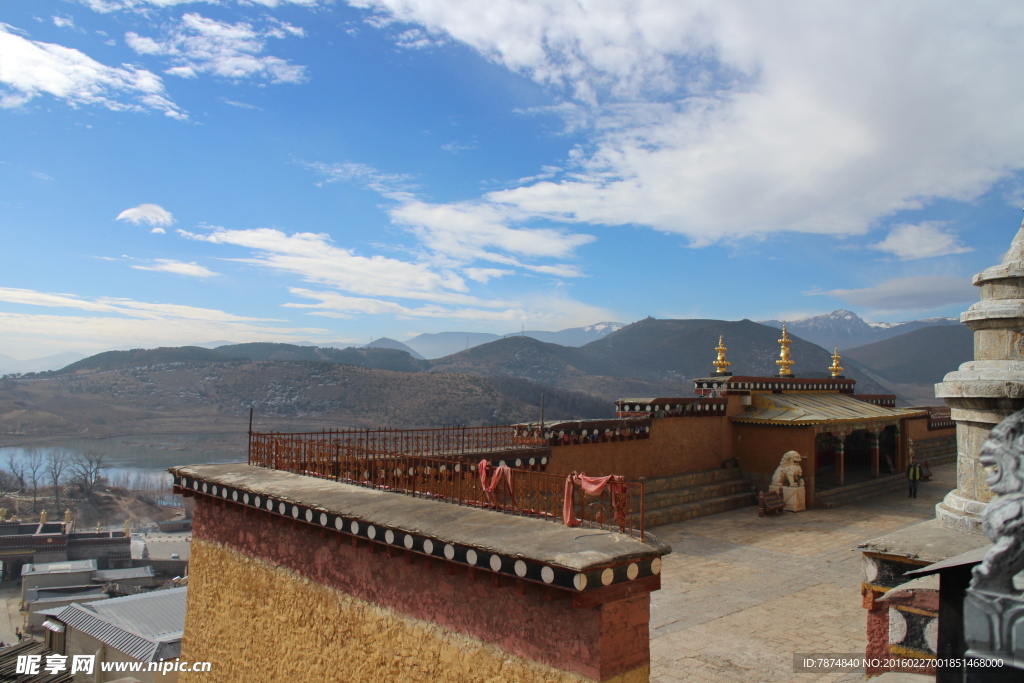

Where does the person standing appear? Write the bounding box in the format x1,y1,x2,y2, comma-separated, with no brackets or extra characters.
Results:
906,456,922,498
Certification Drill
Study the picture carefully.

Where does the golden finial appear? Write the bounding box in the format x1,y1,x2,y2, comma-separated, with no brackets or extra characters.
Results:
64,509,72,525
829,347,844,378
712,335,732,375
776,324,794,377
95,522,102,535
124,519,131,537
39,510,47,525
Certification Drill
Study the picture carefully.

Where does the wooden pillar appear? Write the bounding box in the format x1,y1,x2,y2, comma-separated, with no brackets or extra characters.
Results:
869,430,881,479
894,424,902,473
835,432,846,487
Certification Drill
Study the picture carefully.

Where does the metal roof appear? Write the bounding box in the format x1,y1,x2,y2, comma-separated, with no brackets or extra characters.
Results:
26,587,107,605
21,559,97,576
51,586,186,662
731,392,925,426
92,566,155,581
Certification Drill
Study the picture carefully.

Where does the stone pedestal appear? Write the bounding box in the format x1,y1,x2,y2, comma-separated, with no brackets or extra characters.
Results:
781,485,805,512
935,218,1024,534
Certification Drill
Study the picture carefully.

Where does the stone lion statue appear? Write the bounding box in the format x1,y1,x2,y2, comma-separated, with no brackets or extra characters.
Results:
972,408,1024,593
771,450,805,489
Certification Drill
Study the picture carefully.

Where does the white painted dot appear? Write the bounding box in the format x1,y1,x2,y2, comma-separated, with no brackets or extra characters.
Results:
490,555,502,572
278,502,287,515
423,539,434,554
292,505,300,518
601,568,614,586
627,563,639,581
394,468,402,476
334,517,343,531
363,471,370,480
444,544,455,560
573,573,588,591
515,459,522,467
385,529,395,544
305,509,313,522
223,488,229,498
924,617,939,653
541,567,554,584
409,467,415,476
232,491,238,502
466,549,477,565
349,520,359,534
182,478,190,488
454,464,461,472
404,534,414,549
320,513,328,526
367,525,376,540
541,457,548,465
651,558,662,575
210,485,218,496
202,483,208,494
529,458,535,466
243,494,250,505
889,607,907,644
515,560,527,577
440,465,447,472
498,461,506,467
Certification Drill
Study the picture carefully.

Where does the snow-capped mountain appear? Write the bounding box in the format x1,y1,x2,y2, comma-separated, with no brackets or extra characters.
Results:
758,310,958,350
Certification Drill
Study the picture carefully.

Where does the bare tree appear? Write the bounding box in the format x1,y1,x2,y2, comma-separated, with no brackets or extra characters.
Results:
70,452,106,499
24,450,43,513
46,450,71,512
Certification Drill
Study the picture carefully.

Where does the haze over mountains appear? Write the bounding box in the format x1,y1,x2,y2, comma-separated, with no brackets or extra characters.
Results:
0,310,976,441
759,310,958,350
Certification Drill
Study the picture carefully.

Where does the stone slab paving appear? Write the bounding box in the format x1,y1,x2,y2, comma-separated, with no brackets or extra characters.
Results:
649,463,957,682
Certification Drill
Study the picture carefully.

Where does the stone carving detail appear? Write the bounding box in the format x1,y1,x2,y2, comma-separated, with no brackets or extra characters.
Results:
963,408,1024,670
771,451,805,488
971,409,1024,593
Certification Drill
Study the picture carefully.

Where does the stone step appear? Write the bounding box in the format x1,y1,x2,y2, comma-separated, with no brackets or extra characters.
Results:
641,467,747,494
644,479,755,511
814,473,907,508
645,491,757,527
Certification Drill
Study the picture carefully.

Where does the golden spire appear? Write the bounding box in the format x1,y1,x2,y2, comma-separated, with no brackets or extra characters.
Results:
829,347,844,378
776,324,794,377
712,335,731,375
40,510,47,525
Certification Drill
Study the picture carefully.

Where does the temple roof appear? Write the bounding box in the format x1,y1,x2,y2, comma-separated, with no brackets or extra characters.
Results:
731,392,925,426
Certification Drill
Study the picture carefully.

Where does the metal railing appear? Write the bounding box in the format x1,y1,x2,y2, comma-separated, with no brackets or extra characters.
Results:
248,430,644,539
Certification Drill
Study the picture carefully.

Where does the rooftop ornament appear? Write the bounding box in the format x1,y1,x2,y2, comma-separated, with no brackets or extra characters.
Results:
712,335,732,376
829,347,844,378
776,324,795,377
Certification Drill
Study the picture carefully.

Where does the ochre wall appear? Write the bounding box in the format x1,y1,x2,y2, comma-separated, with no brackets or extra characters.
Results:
545,417,730,480
904,416,954,443
180,499,651,683
731,424,817,504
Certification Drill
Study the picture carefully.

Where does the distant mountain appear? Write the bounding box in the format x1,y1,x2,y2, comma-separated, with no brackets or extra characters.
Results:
406,323,625,359
759,309,958,350
502,322,625,347
0,351,86,375
405,332,503,359
57,347,225,374
214,343,430,373
362,337,426,360
429,318,889,398
843,325,973,385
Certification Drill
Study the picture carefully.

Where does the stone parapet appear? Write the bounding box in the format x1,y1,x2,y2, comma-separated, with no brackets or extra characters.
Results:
171,463,669,683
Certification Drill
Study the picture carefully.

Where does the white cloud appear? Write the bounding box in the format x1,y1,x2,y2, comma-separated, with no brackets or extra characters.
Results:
81,0,323,12
125,13,307,84
178,226,481,304
131,259,219,277
871,222,973,260
52,16,76,30
150,227,166,234
347,1,1024,245
116,203,174,227
464,268,512,284
820,276,976,312
302,161,593,274
0,287,270,322
0,23,185,118
28,171,54,181
284,287,616,326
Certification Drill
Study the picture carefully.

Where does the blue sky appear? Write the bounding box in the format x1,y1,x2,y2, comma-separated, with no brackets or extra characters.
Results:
2,0,1023,359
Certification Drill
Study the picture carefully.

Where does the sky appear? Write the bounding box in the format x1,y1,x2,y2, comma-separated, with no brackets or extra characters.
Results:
2,1,1024,360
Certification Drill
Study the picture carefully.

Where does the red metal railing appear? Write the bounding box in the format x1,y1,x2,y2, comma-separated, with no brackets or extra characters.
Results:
248,429,644,539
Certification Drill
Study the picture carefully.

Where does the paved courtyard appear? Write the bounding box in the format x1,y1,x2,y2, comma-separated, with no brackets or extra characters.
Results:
649,463,956,682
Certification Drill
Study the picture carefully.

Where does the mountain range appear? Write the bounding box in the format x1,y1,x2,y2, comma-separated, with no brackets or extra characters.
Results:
758,309,958,350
